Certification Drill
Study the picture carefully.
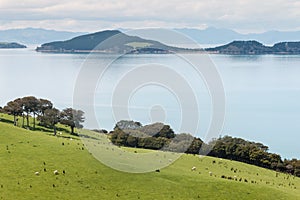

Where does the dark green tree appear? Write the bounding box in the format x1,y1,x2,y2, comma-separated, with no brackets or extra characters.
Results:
3,98,23,126
21,96,39,129
38,99,53,116
60,108,85,135
38,108,60,135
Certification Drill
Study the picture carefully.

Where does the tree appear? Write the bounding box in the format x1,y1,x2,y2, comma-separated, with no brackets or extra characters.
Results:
38,99,53,116
38,108,60,135
3,98,23,126
60,108,84,135
21,96,39,129
186,137,203,154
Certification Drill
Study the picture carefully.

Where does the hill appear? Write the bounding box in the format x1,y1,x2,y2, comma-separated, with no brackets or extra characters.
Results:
0,42,26,49
174,27,300,45
35,30,190,53
206,41,300,55
0,28,85,45
0,114,299,199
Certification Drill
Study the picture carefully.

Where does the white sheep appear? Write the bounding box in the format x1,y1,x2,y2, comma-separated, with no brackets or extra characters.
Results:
191,166,196,171
209,171,213,176
53,170,59,175
35,171,40,176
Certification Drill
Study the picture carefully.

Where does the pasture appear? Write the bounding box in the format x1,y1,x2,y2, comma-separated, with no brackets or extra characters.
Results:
0,114,299,199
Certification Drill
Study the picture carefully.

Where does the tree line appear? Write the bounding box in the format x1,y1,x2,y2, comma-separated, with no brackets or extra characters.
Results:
1,96,84,135
109,120,300,177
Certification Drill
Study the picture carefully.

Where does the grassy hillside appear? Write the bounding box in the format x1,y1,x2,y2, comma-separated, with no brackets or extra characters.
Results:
0,114,299,199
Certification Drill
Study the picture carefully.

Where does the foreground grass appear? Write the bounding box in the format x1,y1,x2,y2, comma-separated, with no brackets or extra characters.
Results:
0,117,299,199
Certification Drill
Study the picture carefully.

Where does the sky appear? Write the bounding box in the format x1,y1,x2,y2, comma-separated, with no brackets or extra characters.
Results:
0,0,299,33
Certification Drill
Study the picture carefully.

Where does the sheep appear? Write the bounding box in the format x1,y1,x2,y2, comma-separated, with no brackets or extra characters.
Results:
191,166,197,171
209,172,213,176
35,171,40,176
53,170,59,175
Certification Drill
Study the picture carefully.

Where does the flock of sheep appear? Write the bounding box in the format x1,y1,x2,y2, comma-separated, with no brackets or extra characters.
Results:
189,159,297,190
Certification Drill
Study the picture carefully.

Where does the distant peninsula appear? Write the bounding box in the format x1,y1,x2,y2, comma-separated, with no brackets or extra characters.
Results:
36,30,300,55
205,40,300,55
36,30,193,54
0,42,26,49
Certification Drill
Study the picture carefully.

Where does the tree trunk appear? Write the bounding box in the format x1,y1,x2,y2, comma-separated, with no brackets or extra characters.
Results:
26,112,29,127
53,126,57,136
33,113,36,129
13,115,16,126
71,126,74,135
22,114,25,127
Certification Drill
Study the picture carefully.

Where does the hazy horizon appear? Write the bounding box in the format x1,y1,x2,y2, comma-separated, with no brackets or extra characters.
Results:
0,0,299,33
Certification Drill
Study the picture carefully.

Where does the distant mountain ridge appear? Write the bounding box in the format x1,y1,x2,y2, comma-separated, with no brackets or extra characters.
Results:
0,28,86,45
175,27,300,45
1,27,300,46
205,40,300,55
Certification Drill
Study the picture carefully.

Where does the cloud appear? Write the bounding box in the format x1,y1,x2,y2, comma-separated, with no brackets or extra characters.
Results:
0,0,299,32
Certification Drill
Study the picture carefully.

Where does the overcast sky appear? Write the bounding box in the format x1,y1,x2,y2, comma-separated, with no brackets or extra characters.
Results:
0,0,299,33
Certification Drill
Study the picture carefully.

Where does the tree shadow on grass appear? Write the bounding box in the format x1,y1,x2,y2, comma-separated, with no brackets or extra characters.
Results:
0,117,14,125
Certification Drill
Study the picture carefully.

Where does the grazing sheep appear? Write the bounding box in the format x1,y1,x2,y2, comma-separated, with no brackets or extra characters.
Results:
209,172,213,176
54,170,59,175
35,171,40,176
191,166,197,171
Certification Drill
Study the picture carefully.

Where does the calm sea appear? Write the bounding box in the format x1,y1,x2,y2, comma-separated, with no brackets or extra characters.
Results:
1,47,300,159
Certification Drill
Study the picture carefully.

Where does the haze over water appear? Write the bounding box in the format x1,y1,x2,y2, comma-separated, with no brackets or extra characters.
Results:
1,47,300,159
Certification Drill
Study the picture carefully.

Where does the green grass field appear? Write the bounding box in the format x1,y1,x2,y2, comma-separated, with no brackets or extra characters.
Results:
0,113,299,199
126,42,152,48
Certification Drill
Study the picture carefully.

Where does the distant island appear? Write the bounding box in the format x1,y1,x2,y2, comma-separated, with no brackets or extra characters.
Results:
36,29,300,55
36,30,194,54
0,42,26,49
205,40,300,55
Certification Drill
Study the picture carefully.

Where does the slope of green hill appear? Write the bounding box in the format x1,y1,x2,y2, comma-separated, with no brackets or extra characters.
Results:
0,115,299,199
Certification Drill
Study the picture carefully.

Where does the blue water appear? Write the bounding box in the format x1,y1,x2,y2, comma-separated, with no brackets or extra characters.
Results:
0,48,299,158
